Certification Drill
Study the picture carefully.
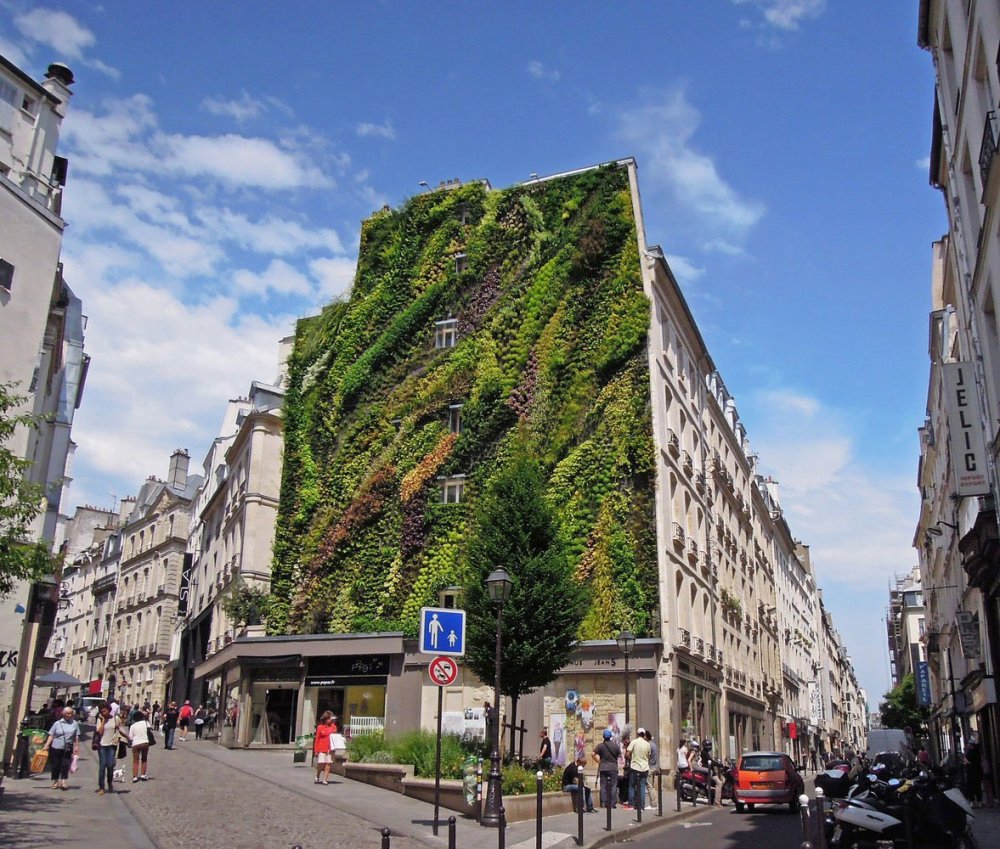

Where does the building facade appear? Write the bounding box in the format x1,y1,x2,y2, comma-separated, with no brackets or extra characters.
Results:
916,0,1000,792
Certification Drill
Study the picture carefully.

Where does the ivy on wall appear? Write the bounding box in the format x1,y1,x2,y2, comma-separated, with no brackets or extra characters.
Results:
270,164,657,639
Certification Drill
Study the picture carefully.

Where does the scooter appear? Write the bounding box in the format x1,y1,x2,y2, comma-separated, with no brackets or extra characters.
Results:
825,771,976,849
678,759,735,804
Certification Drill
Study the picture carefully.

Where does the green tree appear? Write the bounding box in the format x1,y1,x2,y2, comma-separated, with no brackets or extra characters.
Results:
464,439,586,744
878,673,930,733
0,383,52,598
221,579,272,628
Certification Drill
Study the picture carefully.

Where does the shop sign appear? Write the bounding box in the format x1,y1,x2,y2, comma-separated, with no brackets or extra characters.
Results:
808,681,823,724
941,362,990,496
305,675,387,687
956,611,981,662
307,654,390,677
916,661,932,706
970,677,996,712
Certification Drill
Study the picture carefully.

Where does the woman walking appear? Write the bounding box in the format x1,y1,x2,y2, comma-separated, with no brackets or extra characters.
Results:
44,706,80,790
95,703,123,795
194,705,206,740
128,708,152,783
313,711,337,785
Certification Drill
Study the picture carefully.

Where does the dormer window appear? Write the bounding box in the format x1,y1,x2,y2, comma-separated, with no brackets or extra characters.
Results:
435,318,457,349
440,475,466,504
448,404,463,434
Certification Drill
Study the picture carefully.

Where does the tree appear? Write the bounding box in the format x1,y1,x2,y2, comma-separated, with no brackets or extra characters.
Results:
0,383,52,598
221,579,272,628
464,439,587,747
878,673,930,733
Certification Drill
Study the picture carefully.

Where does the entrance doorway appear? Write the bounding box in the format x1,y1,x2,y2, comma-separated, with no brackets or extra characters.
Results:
250,683,297,744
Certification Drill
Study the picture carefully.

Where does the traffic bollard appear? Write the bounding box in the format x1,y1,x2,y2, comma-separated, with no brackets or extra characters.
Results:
448,816,457,849
576,772,585,846
381,827,391,849
813,789,827,849
657,770,663,816
499,806,506,849
536,771,544,849
636,777,642,823
675,774,682,812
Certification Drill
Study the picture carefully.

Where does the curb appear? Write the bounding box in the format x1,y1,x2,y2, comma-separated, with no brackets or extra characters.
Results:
577,801,716,849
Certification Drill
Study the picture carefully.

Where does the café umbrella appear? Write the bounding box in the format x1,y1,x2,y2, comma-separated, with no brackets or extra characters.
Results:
33,670,84,689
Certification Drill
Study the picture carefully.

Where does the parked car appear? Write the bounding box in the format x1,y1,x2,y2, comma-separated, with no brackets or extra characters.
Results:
733,751,805,813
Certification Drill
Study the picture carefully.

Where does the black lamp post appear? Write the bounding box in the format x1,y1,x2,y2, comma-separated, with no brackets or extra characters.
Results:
482,567,513,828
616,630,635,726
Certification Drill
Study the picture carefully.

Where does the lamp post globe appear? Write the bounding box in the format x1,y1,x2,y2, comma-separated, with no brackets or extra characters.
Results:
482,567,513,828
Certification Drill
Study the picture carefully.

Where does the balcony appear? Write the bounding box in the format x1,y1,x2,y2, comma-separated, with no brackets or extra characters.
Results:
681,451,694,474
666,429,680,457
672,523,686,546
980,111,997,190
679,628,691,649
687,537,699,561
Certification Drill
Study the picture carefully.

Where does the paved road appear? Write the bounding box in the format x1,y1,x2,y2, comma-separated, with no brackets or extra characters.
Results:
627,803,801,849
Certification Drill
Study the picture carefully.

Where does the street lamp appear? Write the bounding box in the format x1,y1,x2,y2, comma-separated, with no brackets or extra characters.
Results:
482,567,513,828
616,630,636,726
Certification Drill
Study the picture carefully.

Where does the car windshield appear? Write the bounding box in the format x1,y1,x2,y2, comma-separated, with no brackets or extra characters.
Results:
741,756,785,772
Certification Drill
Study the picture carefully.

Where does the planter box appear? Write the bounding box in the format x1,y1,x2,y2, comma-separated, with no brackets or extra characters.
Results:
339,759,574,823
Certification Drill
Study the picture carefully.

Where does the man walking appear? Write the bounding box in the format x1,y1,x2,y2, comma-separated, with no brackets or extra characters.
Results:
627,727,651,811
162,701,179,749
644,729,658,809
538,727,553,768
592,728,621,809
178,700,194,742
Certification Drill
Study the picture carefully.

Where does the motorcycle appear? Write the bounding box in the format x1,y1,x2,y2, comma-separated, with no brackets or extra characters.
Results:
678,759,735,805
822,769,976,849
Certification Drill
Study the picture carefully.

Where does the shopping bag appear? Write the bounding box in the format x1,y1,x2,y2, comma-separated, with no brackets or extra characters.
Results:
116,741,128,760
30,748,49,773
70,754,79,773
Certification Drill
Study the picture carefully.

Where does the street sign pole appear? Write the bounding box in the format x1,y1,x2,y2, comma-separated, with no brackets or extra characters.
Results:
434,683,444,835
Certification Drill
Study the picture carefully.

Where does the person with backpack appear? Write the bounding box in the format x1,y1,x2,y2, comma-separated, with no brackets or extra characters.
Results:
592,728,621,809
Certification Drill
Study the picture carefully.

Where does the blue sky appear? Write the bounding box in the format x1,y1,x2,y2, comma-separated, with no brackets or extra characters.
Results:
0,1,941,708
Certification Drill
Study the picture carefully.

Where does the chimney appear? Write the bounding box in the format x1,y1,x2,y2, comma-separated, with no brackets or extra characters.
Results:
42,63,75,118
118,496,136,526
168,449,190,490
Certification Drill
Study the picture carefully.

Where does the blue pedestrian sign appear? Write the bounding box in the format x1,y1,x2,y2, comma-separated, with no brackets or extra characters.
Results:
419,607,466,656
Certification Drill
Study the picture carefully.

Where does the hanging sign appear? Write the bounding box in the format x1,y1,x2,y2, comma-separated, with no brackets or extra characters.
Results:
941,362,990,496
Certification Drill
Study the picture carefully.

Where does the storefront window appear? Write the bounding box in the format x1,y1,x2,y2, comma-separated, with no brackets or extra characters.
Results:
679,677,720,747
250,683,298,744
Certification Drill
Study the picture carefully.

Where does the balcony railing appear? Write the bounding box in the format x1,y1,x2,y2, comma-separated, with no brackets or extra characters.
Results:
980,111,997,189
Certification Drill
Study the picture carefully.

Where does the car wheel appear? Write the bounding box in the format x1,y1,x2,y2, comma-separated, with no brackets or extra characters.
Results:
735,801,745,813
746,803,755,811
789,798,800,812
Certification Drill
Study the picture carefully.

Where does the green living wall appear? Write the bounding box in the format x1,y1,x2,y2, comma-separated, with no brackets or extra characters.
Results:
270,163,657,639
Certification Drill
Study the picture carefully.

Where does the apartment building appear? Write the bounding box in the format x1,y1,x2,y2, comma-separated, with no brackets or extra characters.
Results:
916,0,1000,788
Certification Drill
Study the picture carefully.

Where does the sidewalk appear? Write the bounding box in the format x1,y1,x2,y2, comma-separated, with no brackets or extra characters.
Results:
0,732,711,849
182,742,711,848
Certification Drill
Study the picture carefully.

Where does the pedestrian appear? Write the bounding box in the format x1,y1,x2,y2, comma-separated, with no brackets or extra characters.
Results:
619,729,632,806
206,708,217,735
982,751,994,807
484,699,496,744
178,699,194,741
151,701,161,730
194,705,206,740
313,710,337,785
538,727,553,769
592,728,621,809
44,706,81,790
562,756,595,812
128,708,152,783
675,736,690,788
162,701,179,749
965,739,984,806
644,729,658,808
109,697,120,718
95,703,123,795
627,726,652,810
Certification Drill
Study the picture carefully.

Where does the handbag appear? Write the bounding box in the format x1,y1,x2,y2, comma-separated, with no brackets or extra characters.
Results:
116,740,128,759
147,726,156,746
92,733,101,751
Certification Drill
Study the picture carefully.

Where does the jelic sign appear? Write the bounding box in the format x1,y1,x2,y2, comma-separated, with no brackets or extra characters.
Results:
942,362,991,497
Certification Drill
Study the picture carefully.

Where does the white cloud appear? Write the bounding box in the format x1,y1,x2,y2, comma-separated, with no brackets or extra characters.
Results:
916,156,931,171
310,256,357,300
196,208,344,256
617,88,765,242
201,92,271,122
665,254,705,283
0,35,31,68
732,0,826,31
14,8,95,58
527,60,560,83
356,120,396,140
750,388,918,590
231,259,313,298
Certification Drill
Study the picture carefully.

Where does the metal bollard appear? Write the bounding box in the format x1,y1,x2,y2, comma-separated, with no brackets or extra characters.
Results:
636,775,642,823
605,773,613,832
448,816,457,849
657,770,663,816
536,771,544,849
576,771,585,846
813,789,827,849
381,827,391,849
798,794,812,847
498,806,506,849
675,774,682,812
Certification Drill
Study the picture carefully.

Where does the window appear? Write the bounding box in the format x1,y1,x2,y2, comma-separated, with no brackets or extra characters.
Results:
448,404,463,434
0,80,16,105
441,476,466,503
435,318,457,349
455,252,468,274
0,258,12,293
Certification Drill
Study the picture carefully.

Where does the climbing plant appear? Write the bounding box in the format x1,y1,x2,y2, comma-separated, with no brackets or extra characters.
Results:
270,164,657,639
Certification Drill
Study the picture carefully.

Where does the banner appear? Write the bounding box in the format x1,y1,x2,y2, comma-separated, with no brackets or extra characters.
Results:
941,362,991,496
916,661,932,706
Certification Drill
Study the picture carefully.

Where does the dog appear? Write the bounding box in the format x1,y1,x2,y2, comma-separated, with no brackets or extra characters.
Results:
113,766,126,783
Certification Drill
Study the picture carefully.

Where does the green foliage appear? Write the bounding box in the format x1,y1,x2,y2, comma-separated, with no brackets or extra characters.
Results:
464,439,587,709
501,762,564,795
221,580,272,627
879,673,930,734
0,382,54,598
271,164,656,640
347,730,476,779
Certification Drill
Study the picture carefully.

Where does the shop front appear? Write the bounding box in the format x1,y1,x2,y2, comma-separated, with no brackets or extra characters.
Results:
724,693,767,756
302,654,390,735
676,657,721,753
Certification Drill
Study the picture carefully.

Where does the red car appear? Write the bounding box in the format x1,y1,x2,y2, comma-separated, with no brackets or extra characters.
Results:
733,751,805,813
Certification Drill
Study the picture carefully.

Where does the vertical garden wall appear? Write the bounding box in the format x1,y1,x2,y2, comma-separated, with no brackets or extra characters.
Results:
270,163,658,639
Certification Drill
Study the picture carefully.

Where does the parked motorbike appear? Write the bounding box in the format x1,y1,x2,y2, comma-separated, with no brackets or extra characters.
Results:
822,768,976,849
678,759,735,804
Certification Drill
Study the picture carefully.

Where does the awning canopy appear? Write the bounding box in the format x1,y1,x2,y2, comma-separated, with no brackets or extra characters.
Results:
34,670,84,688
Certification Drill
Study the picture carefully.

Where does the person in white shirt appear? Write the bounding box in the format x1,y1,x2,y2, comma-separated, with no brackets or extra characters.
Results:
127,709,153,783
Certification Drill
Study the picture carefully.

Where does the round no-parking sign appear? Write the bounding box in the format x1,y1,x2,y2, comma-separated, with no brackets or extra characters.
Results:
428,655,458,687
